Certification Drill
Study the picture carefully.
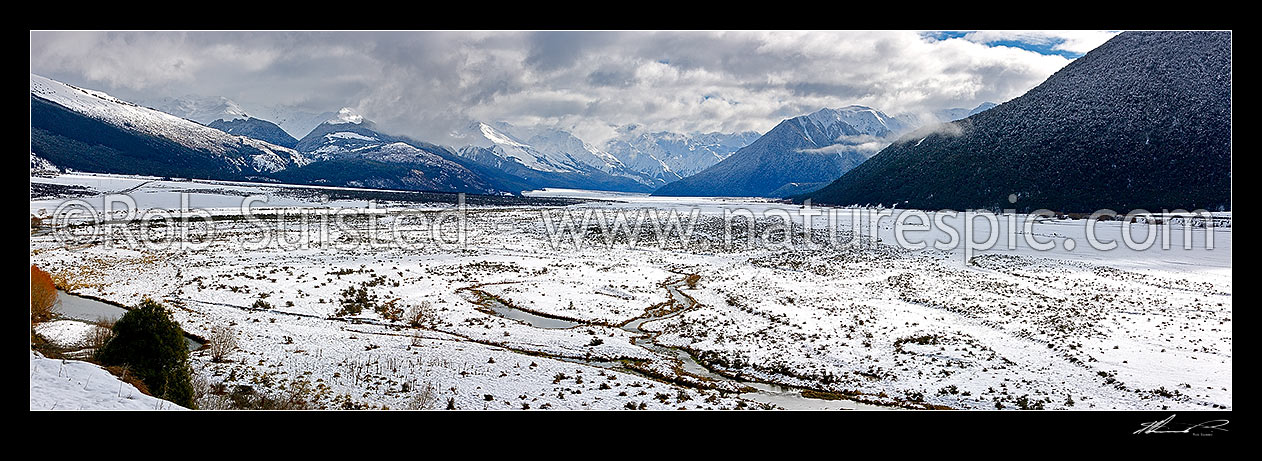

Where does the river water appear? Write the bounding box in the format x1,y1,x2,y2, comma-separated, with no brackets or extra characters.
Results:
55,290,203,350
478,278,890,410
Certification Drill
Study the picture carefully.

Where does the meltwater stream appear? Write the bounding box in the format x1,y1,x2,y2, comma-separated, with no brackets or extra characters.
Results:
476,278,890,410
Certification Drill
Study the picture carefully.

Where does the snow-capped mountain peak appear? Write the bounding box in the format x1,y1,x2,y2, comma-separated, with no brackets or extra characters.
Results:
602,128,761,185
477,122,532,150
329,107,365,125
801,105,914,138
462,121,584,174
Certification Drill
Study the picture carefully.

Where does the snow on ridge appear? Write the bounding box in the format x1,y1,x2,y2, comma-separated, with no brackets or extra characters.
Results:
474,123,579,173
326,131,378,142
370,142,450,167
478,123,533,150
31,73,306,172
588,144,627,170
522,127,635,175
31,153,59,172
601,129,754,182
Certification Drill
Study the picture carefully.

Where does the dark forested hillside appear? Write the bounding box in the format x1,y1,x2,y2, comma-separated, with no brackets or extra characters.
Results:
800,31,1232,213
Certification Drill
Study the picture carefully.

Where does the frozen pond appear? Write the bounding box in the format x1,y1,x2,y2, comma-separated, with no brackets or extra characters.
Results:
56,290,128,323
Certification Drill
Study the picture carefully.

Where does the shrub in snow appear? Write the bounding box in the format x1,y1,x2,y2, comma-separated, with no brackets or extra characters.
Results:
335,285,377,317
95,298,196,409
30,265,58,324
208,324,239,363
406,301,438,328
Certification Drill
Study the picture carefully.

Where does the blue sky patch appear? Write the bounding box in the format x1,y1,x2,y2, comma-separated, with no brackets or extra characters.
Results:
921,31,1085,59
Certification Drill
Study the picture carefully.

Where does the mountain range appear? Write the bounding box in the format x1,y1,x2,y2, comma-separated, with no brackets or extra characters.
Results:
603,127,763,186
452,121,651,192
25,74,997,197
31,74,309,181
143,95,336,141
651,104,993,197
29,74,769,195
33,31,1226,212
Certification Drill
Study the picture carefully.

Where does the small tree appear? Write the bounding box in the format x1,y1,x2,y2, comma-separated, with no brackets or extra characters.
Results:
406,301,437,328
208,324,239,363
30,265,58,324
95,298,196,409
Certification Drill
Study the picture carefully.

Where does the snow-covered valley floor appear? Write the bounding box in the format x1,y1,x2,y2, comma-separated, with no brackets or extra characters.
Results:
29,177,1231,410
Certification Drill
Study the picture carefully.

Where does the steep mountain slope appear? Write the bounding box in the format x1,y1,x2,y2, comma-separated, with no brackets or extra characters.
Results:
516,126,656,187
29,76,524,195
603,128,761,186
273,142,508,193
30,74,309,180
208,117,299,149
294,109,387,158
652,105,917,197
800,31,1232,213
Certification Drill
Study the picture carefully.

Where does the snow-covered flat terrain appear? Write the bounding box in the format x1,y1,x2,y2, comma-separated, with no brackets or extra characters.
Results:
30,177,1231,410
30,173,417,214
34,319,106,350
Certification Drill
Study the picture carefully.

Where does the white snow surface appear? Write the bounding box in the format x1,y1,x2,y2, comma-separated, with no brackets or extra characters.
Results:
34,320,103,349
30,351,187,410
326,131,378,142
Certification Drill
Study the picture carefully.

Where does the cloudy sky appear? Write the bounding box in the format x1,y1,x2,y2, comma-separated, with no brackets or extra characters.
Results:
29,30,1119,146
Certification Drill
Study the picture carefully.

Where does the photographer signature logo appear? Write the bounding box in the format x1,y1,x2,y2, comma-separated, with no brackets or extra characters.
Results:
1134,414,1229,436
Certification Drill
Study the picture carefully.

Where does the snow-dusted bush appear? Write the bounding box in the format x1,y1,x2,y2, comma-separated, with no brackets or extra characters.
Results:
335,285,377,317
406,300,438,328
406,381,439,410
208,324,239,363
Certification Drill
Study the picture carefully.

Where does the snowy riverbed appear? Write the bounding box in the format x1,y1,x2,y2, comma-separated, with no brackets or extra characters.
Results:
30,175,1231,410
